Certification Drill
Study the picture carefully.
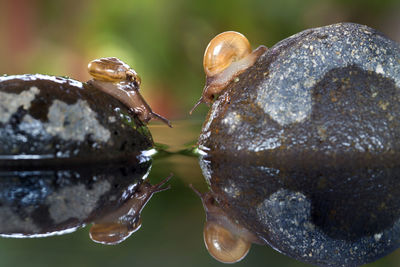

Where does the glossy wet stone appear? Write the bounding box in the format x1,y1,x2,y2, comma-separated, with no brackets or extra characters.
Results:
0,74,160,242
0,74,153,167
198,23,400,266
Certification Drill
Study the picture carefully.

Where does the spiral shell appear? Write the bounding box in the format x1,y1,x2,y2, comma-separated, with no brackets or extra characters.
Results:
203,31,252,77
203,222,251,263
88,57,141,84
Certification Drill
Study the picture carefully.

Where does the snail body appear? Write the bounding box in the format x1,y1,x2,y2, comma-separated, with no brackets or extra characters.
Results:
196,23,400,266
90,175,171,245
190,32,267,114
88,57,171,127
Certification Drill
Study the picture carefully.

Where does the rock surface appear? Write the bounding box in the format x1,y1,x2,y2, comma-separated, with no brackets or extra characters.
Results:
0,74,153,167
198,23,400,266
0,74,155,237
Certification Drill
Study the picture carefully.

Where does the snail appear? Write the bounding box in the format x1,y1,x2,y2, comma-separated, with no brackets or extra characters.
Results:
190,31,267,114
90,174,172,245
189,185,261,263
88,57,172,127
194,23,400,266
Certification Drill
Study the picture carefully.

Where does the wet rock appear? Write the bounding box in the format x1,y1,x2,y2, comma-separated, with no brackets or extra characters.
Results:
0,74,159,242
198,23,400,266
0,74,153,167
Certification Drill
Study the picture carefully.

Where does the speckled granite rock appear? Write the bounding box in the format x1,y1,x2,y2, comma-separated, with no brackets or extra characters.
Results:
198,23,400,266
0,74,153,167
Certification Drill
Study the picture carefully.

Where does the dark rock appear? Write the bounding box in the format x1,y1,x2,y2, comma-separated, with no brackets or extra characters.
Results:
198,23,400,266
0,74,153,168
0,162,151,236
0,74,156,239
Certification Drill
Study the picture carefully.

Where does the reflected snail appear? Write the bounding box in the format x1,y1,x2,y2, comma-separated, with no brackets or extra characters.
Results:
88,57,172,127
190,185,260,263
190,31,267,114
90,175,172,245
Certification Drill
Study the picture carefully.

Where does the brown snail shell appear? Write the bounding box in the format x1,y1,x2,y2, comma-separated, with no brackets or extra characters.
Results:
203,31,252,77
190,32,267,114
88,57,171,127
190,185,259,263
203,221,251,263
88,57,141,85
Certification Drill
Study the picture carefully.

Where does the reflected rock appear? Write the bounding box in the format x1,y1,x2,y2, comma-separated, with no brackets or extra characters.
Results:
196,23,400,266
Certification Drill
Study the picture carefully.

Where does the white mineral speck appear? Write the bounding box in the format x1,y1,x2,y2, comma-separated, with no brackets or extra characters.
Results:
375,64,384,75
222,111,241,134
374,233,383,242
108,116,116,123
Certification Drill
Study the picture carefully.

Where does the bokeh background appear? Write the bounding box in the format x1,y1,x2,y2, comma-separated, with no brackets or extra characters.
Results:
0,0,400,266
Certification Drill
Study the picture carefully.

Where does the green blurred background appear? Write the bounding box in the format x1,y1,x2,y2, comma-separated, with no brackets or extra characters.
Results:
0,0,400,266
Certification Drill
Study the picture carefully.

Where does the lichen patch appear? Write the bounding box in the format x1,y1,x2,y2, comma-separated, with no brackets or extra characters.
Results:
19,114,47,138
47,180,111,223
0,206,40,233
0,86,40,123
45,99,111,143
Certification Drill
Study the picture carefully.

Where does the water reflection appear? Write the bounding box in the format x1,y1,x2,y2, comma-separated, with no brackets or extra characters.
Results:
0,156,171,244
0,121,399,267
0,120,200,247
